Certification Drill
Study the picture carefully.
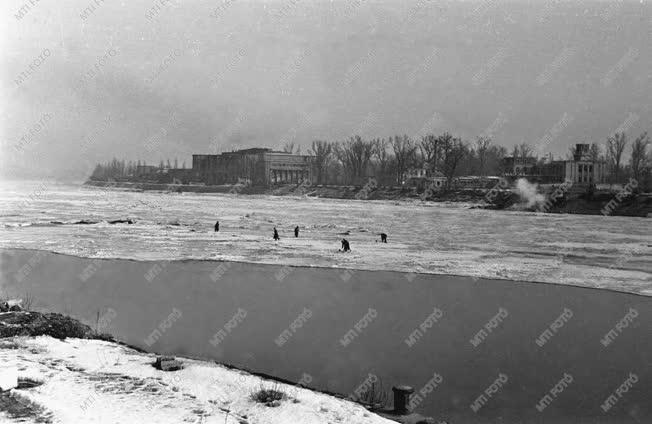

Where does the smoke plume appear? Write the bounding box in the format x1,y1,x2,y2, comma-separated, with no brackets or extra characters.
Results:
515,178,546,208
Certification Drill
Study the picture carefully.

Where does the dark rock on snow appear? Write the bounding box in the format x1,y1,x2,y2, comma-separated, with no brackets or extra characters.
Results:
154,356,184,371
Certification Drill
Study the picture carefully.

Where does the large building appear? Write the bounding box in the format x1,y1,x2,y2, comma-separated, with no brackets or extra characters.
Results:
502,156,538,177
559,144,607,185
501,144,607,185
192,148,313,186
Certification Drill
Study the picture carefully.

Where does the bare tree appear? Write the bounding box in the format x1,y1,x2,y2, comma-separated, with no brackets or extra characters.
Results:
607,132,627,182
333,136,375,184
630,132,649,183
475,136,491,176
488,145,508,176
309,140,332,184
419,134,440,173
372,138,392,185
391,135,417,185
518,142,533,162
589,143,601,161
283,142,296,153
566,145,577,160
440,134,468,187
511,145,521,169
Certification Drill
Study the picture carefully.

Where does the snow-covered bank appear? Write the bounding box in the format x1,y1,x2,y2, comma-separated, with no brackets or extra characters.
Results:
0,334,395,424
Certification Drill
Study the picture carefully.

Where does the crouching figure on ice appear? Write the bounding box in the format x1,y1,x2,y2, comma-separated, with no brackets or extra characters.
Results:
341,238,351,252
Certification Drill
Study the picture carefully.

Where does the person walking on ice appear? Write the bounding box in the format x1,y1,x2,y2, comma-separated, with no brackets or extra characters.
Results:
294,226,300,237
273,227,280,241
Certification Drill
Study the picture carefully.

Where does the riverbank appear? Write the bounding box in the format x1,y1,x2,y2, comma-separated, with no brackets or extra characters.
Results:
84,180,652,217
2,248,650,423
0,310,397,424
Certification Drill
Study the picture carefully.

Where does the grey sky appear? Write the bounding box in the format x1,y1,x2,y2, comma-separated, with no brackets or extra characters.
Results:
1,0,650,179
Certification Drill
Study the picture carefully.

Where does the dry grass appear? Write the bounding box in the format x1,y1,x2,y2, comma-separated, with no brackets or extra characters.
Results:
0,390,53,423
353,377,388,410
250,382,285,407
22,291,35,310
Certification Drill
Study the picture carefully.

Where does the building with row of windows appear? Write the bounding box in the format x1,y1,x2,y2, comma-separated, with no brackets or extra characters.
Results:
502,144,607,185
192,148,313,186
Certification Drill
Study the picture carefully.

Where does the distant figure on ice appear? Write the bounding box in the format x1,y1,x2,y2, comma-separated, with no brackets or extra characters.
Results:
273,227,280,241
380,233,387,243
294,226,300,237
341,238,351,252
214,221,219,232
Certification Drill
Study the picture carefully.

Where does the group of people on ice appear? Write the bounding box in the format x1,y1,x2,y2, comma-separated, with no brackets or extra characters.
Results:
214,220,387,252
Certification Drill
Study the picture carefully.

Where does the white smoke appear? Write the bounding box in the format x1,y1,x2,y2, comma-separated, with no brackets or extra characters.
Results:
515,178,546,208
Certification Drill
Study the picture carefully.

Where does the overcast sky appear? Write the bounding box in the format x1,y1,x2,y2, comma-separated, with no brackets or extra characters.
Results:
1,0,650,180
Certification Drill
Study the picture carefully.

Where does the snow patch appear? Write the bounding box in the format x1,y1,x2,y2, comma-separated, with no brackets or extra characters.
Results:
0,336,394,424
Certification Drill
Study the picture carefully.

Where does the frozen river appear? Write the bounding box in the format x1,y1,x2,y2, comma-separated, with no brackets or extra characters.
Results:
2,180,651,422
0,180,650,295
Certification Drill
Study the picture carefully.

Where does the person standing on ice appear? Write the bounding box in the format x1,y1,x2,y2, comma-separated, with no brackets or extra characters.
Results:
214,221,219,232
273,227,280,241
341,238,351,252
294,226,299,237
380,233,387,243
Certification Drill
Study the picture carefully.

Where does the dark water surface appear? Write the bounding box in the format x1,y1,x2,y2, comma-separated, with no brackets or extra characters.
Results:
1,248,650,423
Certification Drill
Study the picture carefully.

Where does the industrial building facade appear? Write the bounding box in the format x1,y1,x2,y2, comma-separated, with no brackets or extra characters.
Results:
192,148,313,186
502,144,607,185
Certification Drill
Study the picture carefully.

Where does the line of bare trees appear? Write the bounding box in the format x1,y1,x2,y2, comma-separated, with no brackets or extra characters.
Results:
296,129,650,190
301,133,507,187
90,158,186,180
605,131,651,185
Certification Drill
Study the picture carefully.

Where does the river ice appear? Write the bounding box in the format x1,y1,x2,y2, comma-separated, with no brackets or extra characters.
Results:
1,180,650,296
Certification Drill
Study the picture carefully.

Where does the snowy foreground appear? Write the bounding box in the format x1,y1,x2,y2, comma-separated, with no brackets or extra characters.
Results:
0,336,394,424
